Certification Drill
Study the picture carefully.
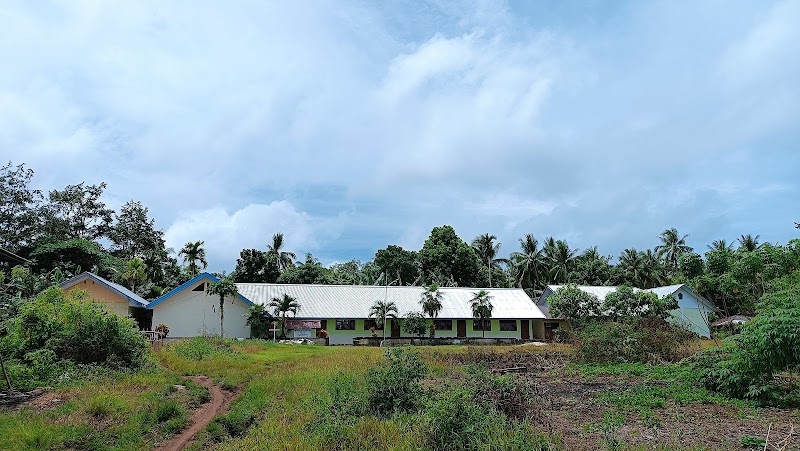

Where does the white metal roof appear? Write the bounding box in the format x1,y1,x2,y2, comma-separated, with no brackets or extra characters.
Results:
235,283,545,319
545,284,685,301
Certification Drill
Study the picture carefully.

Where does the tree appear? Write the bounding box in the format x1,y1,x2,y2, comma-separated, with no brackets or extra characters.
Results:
179,241,208,277
469,290,493,338
601,285,676,320
547,284,602,327
374,245,420,286
0,162,43,249
574,247,615,286
121,258,147,294
655,228,692,276
510,234,545,290
267,233,296,274
232,249,279,283
471,233,507,288
369,299,398,341
420,284,443,337
679,252,704,279
277,253,330,284
402,311,427,337
738,234,760,252
419,226,485,287
41,182,114,241
206,276,239,339
109,200,165,260
246,304,271,339
546,240,577,284
268,293,301,338
708,239,734,253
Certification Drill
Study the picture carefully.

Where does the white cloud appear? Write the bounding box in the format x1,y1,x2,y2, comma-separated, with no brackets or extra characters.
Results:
164,201,318,271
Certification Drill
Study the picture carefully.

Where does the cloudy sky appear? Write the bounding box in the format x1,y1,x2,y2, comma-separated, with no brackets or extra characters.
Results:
1,0,798,271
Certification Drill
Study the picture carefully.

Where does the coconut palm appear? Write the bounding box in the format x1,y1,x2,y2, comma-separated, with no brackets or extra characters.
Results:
547,240,577,284
737,234,760,252
369,300,398,341
510,234,544,290
179,241,207,277
269,293,301,338
121,258,147,293
420,284,443,337
707,239,734,253
469,290,493,338
642,249,666,288
471,233,508,287
655,228,692,275
267,233,296,274
619,248,645,287
206,276,238,339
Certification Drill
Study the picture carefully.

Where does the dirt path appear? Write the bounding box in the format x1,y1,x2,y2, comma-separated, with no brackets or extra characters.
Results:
156,376,235,451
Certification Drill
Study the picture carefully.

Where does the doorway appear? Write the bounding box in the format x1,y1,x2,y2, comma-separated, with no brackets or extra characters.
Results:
391,319,401,338
521,320,530,340
457,320,467,338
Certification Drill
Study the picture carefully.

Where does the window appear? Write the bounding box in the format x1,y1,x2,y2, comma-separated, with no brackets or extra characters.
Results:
473,320,491,331
677,292,683,300
192,283,206,292
434,320,453,330
544,322,560,329
335,320,356,330
499,320,517,331
363,319,383,330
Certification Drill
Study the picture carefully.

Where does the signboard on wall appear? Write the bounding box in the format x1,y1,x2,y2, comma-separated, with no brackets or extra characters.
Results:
294,330,312,338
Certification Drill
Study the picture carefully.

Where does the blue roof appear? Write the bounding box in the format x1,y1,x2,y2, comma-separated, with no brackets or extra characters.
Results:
147,272,254,309
59,272,149,307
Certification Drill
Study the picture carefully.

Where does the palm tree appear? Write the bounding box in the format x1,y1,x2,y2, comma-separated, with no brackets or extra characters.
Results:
121,258,147,293
179,241,208,277
269,294,301,338
707,239,734,253
369,300,398,341
547,240,577,284
738,234,760,252
267,233,296,274
471,233,507,287
619,248,645,287
420,284,443,337
469,290,493,338
642,249,666,288
655,228,691,275
510,234,544,290
206,276,238,339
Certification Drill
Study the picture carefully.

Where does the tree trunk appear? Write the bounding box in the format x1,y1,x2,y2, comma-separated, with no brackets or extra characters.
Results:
0,350,12,393
219,298,225,339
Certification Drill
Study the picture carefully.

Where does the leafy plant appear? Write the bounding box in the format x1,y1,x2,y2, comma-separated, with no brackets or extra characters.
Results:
402,312,427,337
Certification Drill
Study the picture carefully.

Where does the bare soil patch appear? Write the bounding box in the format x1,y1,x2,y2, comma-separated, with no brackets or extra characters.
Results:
155,376,236,451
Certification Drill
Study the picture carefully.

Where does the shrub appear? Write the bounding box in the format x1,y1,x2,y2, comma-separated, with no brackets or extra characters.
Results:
575,318,694,364
548,284,601,326
155,323,170,338
3,287,148,369
365,347,427,414
402,312,427,337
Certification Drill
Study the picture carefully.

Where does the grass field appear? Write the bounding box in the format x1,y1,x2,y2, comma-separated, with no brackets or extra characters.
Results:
1,339,798,450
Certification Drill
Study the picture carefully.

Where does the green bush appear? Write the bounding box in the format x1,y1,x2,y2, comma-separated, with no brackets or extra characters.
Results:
402,312,427,337
575,318,694,364
365,347,428,414
3,287,148,369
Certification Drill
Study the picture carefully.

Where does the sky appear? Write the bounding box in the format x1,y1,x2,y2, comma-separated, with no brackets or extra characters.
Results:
1,0,798,272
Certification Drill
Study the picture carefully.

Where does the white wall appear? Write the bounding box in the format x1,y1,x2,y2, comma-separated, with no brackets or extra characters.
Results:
669,287,712,338
151,286,251,339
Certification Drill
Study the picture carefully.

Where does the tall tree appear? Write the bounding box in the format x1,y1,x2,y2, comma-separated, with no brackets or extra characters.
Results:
618,248,645,287
374,245,420,286
277,253,330,284
707,239,734,253
419,225,485,287
0,162,43,249
369,299,398,341
121,258,147,294
737,234,760,252
41,182,114,241
206,276,239,339
471,233,507,287
268,293,301,338
232,249,279,283
179,241,208,277
109,200,165,260
469,290,493,338
655,228,692,275
510,234,544,289
420,284,443,337
546,240,577,284
267,233,296,274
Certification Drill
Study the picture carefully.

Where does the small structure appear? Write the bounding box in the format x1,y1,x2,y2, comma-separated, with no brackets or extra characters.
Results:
0,247,30,266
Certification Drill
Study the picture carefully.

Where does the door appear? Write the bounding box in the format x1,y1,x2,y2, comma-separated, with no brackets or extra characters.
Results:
521,320,530,340
391,319,401,338
457,320,467,338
